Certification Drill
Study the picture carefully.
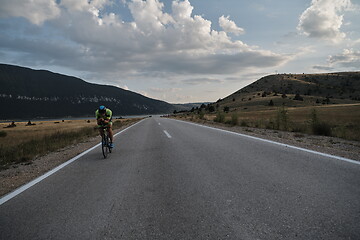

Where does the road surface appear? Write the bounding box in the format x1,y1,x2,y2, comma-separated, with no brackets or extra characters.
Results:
1,117,359,239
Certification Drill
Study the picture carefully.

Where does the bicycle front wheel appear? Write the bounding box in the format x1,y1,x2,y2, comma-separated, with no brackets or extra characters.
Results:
102,135,109,158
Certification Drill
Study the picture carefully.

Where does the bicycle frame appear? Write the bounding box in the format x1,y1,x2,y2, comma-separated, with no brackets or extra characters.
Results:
99,126,112,159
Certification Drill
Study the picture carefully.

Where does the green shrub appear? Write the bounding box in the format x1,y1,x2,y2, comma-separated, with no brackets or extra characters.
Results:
231,113,239,126
199,110,205,120
312,122,332,136
265,119,276,129
214,112,225,123
309,109,332,136
291,123,307,133
275,106,289,131
240,120,249,127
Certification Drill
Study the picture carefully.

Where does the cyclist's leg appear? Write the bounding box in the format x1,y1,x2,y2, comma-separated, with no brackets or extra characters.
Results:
108,122,114,143
98,126,105,138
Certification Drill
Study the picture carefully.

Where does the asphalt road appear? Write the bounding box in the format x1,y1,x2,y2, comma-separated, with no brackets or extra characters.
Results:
1,117,359,239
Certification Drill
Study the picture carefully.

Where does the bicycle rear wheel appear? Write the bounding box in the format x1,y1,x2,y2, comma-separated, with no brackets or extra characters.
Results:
102,134,109,158
108,138,112,153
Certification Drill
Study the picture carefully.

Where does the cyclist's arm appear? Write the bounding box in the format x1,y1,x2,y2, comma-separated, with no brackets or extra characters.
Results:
95,110,104,125
103,110,112,124
107,109,113,120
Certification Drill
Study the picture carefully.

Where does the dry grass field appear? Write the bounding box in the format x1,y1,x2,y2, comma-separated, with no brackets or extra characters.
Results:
0,119,98,147
0,118,140,169
179,103,360,141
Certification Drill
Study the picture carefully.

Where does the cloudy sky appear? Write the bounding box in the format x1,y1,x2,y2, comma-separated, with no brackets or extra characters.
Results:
1,0,359,103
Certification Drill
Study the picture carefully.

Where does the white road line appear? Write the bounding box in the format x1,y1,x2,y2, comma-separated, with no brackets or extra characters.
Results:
163,130,172,139
171,119,360,166
0,119,146,206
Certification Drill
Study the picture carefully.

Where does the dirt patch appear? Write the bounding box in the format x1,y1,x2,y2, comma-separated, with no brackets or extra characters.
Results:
0,121,139,197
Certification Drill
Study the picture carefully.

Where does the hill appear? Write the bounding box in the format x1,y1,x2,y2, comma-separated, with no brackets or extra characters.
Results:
175,72,360,141
0,64,174,119
173,102,212,112
215,72,360,111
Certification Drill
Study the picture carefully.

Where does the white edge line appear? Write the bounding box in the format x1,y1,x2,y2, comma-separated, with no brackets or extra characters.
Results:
163,130,172,138
0,119,146,206
171,119,360,166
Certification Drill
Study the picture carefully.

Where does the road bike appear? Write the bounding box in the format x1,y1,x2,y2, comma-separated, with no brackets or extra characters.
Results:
99,125,112,158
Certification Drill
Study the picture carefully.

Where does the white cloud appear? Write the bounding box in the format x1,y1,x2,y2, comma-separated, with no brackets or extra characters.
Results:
183,78,224,85
150,87,181,93
297,0,354,43
328,48,360,68
172,0,193,20
60,0,111,12
0,0,291,99
312,65,334,71
128,0,173,34
0,0,60,25
60,0,90,12
219,15,244,35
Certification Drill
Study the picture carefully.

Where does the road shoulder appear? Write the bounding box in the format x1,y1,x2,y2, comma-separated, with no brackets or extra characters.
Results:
171,117,360,162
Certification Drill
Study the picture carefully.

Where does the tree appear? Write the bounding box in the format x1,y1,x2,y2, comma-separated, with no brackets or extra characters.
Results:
294,93,304,101
323,97,330,104
275,106,289,131
223,106,230,112
268,100,274,106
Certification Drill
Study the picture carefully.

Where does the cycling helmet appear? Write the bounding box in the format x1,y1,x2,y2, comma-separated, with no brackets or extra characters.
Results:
99,105,106,113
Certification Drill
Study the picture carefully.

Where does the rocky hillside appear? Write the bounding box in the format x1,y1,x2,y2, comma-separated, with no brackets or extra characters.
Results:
216,72,360,110
238,72,360,99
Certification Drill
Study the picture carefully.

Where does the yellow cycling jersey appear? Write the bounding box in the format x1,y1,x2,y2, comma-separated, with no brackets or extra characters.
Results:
95,108,113,120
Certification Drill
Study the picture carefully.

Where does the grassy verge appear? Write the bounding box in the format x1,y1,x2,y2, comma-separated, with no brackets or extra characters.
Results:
174,105,360,142
0,118,140,170
0,127,95,170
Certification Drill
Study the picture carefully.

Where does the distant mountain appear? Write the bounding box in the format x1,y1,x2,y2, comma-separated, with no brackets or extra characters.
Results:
0,64,174,119
173,102,212,112
215,72,360,110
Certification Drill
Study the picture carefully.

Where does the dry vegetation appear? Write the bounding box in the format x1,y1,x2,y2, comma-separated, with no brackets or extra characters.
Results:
174,72,360,142
0,119,95,147
176,103,360,141
0,118,140,170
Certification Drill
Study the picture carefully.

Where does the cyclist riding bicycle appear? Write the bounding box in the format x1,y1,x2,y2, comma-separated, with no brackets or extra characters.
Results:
96,105,114,148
